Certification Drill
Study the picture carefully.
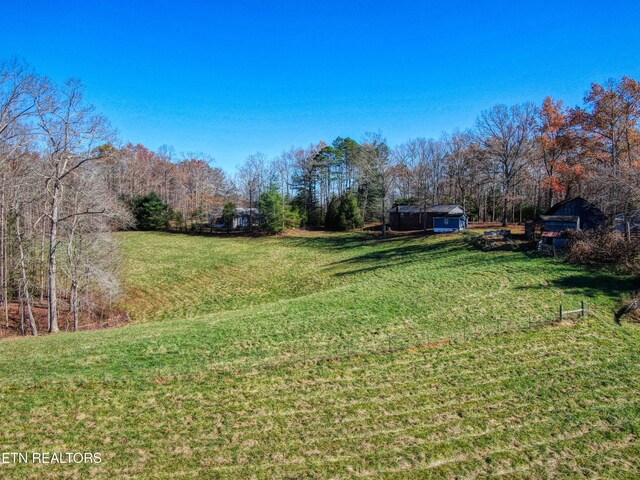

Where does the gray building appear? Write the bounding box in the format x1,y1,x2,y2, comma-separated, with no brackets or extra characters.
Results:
209,207,259,230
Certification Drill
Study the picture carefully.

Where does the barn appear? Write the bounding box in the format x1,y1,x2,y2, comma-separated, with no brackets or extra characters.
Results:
538,197,606,249
543,196,606,230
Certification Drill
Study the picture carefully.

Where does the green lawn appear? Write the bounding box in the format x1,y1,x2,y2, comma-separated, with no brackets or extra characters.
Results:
0,230,638,478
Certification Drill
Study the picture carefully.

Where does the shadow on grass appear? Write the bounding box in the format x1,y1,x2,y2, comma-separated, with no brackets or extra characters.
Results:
517,271,638,299
280,234,380,253
281,233,463,276
285,232,639,303
281,230,440,250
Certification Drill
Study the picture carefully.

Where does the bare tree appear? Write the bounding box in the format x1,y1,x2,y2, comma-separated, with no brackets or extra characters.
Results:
0,60,38,333
476,103,537,226
236,153,269,229
444,131,482,214
33,78,113,332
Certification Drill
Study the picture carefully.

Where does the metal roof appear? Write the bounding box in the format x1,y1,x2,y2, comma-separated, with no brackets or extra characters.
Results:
234,207,259,215
389,204,465,215
540,215,579,222
615,210,640,221
425,205,464,214
544,197,587,215
388,205,424,213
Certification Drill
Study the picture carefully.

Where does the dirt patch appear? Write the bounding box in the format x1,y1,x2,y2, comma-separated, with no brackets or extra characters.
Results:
615,297,640,324
468,222,527,234
464,231,536,252
0,300,129,338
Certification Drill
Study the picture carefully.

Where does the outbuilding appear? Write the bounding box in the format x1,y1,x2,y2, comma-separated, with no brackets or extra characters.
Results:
543,196,606,230
614,210,640,238
388,204,467,232
426,205,467,232
538,197,606,249
209,207,259,230
388,205,426,230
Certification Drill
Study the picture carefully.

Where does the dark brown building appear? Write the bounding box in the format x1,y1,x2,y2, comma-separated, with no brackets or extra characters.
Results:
389,204,466,231
389,205,425,230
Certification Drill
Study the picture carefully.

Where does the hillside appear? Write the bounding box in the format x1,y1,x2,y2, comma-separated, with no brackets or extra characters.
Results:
0,231,638,478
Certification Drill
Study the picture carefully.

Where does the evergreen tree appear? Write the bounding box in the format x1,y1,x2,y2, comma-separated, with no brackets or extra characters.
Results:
258,186,301,234
339,192,364,230
325,192,364,230
324,196,340,230
131,192,171,230
222,202,237,231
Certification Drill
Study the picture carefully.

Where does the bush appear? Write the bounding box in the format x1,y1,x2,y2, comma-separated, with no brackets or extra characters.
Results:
566,229,640,272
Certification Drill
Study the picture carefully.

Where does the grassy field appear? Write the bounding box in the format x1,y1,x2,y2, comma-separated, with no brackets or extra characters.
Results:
0,230,638,478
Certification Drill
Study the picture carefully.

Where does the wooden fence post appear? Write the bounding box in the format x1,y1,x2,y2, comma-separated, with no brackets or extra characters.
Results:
581,300,585,318
559,304,563,323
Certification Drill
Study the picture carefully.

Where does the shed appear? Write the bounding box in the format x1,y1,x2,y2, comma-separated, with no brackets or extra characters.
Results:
424,205,465,230
538,215,579,248
433,214,468,233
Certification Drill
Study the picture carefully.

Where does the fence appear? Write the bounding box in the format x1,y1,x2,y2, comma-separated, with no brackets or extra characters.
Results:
559,301,586,322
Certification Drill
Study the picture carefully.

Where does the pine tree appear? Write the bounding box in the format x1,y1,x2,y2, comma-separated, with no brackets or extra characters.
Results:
131,192,171,230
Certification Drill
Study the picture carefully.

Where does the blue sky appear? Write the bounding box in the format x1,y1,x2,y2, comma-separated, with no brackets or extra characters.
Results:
2,1,640,169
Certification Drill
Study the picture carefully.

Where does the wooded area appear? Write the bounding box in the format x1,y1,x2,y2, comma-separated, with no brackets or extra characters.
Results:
2,57,640,335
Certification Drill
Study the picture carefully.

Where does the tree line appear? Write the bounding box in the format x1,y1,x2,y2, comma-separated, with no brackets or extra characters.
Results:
2,57,640,335
232,79,640,234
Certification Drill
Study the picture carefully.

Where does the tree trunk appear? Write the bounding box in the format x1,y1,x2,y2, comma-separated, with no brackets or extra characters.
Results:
48,182,60,333
361,184,369,222
461,188,466,214
16,215,37,336
0,196,8,330
491,188,496,223
249,190,253,232
19,283,24,335
519,201,523,223
501,189,508,227
71,280,78,331
381,194,387,237
39,227,46,303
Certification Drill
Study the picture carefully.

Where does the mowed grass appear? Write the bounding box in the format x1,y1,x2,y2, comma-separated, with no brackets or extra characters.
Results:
0,230,639,478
